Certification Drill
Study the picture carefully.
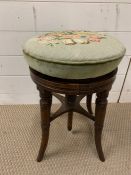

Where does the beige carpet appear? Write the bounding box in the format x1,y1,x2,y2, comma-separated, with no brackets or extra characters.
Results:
0,104,131,175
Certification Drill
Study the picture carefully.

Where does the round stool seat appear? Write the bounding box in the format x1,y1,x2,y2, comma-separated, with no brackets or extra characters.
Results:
23,31,126,79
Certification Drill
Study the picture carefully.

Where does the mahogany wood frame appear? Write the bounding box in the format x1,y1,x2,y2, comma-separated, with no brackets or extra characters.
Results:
30,67,117,162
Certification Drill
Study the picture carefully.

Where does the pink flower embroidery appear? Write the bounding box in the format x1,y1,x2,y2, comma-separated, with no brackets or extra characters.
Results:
89,35,101,42
37,31,105,46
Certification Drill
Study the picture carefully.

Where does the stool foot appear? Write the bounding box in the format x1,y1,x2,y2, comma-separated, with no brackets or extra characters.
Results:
68,111,73,131
95,126,105,162
95,90,109,162
37,131,49,162
37,89,52,162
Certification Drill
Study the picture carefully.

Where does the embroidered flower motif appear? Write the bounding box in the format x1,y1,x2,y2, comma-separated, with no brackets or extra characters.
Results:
37,31,105,46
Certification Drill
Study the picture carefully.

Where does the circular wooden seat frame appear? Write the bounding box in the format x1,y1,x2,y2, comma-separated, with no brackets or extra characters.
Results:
30,67,117,162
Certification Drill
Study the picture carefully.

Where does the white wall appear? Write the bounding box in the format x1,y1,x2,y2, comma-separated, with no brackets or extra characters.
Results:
0,0,131,104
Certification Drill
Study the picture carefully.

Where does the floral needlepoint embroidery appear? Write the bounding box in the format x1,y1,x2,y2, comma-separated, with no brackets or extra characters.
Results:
37,31,106,46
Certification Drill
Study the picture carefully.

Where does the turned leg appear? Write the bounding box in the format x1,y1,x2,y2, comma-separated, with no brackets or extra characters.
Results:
67,111,73,131
66,95,76,131
95,90,109,162
86,94,93,114
37,89,52,162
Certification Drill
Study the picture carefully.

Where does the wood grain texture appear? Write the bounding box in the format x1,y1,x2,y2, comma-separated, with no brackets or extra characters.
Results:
30,67,117,162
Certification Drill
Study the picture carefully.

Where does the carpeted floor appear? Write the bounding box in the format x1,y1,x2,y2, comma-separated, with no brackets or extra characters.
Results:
0,104,131,175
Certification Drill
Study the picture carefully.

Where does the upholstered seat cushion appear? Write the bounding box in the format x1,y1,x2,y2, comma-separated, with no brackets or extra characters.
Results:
23,31,126,79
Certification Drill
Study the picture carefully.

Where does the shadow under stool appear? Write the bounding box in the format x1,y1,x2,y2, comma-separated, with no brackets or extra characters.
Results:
23,31,126,162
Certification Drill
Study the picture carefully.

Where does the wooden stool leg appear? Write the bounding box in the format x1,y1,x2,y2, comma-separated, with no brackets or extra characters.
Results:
37,89,52,162
68,111,73,131
95,90,109,162
86,94,93,114
66,95,76,131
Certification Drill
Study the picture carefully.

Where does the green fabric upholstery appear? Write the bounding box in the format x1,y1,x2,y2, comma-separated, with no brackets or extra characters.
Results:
23,31,126,79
